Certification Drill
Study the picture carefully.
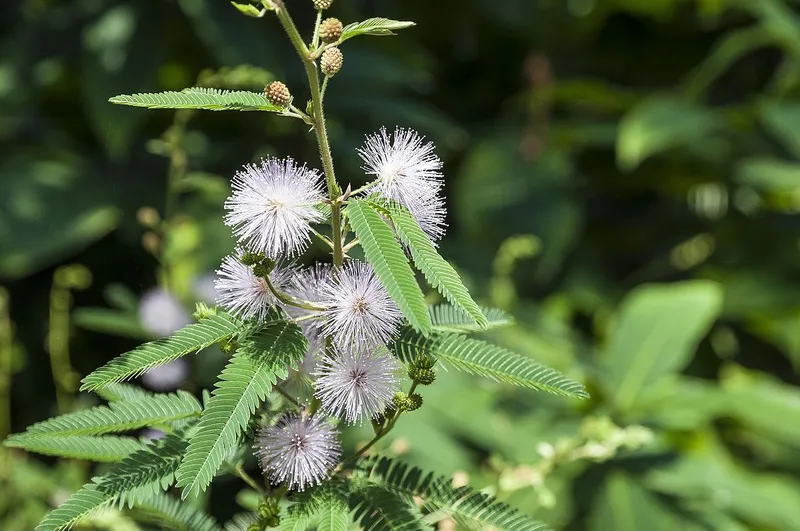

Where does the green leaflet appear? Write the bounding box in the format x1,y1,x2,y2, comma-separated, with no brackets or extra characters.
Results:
346,200,432,334
81,312,242,391
387,203,487,328
35,434,187,531
35,485,113,531
176,320,307,498
94,382,154,403
109,88,283,112
131,492,222,531
429,304,513,333
9,390,200,438
4,435,145,462
354,456,552,531
340,18,416,42
350,485,428,531
392,328,588,399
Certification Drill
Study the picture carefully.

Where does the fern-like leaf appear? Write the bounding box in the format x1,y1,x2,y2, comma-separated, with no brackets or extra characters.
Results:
176,320,307,498
81,313,242,390
340,18,415,41
392,329,588,399
131,492,222,531
109,88,283,112
94,383,154,403
225,513,260,531
346,201,431,334
35,484,113,531
350,485,429,531
354,457,552,531
388,203,486,328
4,435,145,462
429,304,513,333
95,432,187,507
12,390,200,438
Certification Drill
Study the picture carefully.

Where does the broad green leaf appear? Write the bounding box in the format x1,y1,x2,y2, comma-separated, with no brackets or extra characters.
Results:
736,158,800,191
392,329,588,399
589,473,682,531
131,492,222,531
9,390,200,438
176,320,307,498
429,304,513,333
616,97,723,171
340,18,415,42
4,435,145,462
354,456,551,531
346,201,431,334
601,280,723,411
81,312,241,390
387,203,486,328
109,88,283,112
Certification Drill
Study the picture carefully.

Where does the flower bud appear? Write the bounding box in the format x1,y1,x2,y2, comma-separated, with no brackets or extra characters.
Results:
252,258,275,279
312,0,333,9
321,47,343,77
392,392,409,411
264,81,291,107
408,366,435,385
220,337,238,355
239,251,265,266
193,302,217,321
406,393,423,411
319,18,343,42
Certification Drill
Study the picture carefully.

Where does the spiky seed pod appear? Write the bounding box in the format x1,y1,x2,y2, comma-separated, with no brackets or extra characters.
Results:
408,366,436,385
319,18,343,42
265,81,291,107
312,0,333,9
321,47,343,77
407,393,423,411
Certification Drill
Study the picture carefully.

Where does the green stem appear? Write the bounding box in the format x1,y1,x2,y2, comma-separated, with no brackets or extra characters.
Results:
312,10,323,49
264,274,325,311
48,269,80,414
160,110,192,291
234,464,266,495
0,287,12,478
274,384,301,407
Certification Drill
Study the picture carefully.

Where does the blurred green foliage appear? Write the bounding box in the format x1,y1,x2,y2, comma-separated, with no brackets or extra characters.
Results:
4,0,800,529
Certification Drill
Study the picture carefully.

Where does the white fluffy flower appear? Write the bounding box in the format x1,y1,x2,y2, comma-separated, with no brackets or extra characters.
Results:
138,288,191,338
320,261,402,350
214,253,291,322
224,157,325,258
141,359,189,391
255,413,341,491
358,127,446,240
314,348,402,424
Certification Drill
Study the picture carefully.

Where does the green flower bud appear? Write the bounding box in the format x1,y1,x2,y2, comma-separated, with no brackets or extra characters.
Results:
408,366,436,385
264,81,291,107
406,393,423,411
413,353,436,370
193,302,217,321
252,257,276,279
312,0,333,9
220,337,238,355
239,251,265,266
393,392,409,411
319,18,343,43
321,47,343,77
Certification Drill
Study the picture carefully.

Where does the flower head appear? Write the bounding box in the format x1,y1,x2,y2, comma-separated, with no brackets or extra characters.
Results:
255,413,341,491
214,253,292,322
224,158,325,258
314,347,402,424
358,127,446,241
320,261,402,350
141,359,189,391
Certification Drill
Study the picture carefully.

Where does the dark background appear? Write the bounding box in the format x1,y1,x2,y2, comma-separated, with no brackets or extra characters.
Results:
4,0,800,529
